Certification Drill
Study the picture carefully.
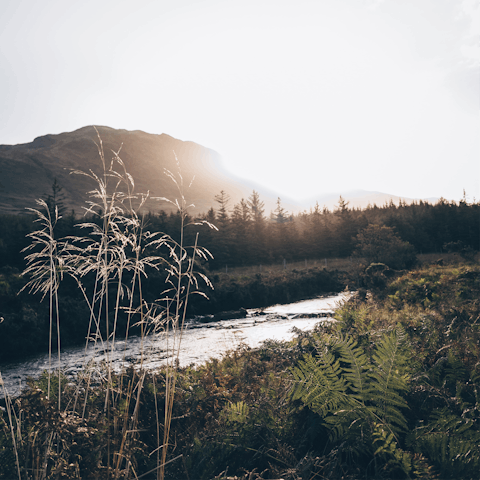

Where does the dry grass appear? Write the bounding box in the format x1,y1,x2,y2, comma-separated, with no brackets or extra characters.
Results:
215,252,477,280
213,257,356,276
0,130,214,480
417,251,477,265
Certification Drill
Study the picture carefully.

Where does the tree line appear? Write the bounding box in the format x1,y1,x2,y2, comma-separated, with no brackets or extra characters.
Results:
186,191,479,269
0,188,478,273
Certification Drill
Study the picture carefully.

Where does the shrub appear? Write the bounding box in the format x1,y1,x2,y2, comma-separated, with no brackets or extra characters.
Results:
354,224,417,270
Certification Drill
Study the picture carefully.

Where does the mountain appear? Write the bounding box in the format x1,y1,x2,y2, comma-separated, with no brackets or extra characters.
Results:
0,126,435,217
0,126,282,216
299,190,438,212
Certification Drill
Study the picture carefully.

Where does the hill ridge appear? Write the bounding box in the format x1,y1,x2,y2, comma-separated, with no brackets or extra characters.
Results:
0,126,435,216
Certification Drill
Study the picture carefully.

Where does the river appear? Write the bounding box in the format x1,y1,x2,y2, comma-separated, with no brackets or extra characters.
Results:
0,292,349,398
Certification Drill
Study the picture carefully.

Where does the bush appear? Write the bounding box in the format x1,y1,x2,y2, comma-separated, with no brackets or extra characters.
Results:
354,224,417,270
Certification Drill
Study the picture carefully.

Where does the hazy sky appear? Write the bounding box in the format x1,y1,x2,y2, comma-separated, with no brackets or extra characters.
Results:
1,0,479,202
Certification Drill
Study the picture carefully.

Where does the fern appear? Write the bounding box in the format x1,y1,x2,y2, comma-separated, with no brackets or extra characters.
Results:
369,328,409,432
323,334,372,445
470,362,480,413
291,347,348,417
373,422,413,475
290,328,412,474
414,408,480,476
221,401,250,424
332,333,370,403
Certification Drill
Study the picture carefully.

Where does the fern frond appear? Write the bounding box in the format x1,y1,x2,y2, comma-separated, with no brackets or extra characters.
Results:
332,333,369,402
221,401,250,424
445,350,467,390
291,351,348,417
373,422,414,477
324,404,370,445
369,328,410,432
414,408,480,475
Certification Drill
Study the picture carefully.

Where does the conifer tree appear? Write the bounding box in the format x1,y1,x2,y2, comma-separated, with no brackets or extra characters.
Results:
248,190,265,227
231,198,251,264
43,178,67,218
247,190,267,263
273,197,288,224
214,190,230,228
213,190,232,266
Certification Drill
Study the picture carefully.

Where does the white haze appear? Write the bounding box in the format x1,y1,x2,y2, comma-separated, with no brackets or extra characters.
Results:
1,0,478,202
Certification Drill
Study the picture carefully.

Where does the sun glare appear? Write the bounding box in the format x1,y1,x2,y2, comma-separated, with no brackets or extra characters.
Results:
0,0,478,202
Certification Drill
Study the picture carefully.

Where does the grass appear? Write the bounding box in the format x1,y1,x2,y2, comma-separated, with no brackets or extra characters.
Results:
210,251,473,279
212,256,356,276
0,131,214,480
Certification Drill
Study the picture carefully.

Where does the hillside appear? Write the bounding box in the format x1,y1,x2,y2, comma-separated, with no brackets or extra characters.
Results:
0,126,431,217
0,126,260,215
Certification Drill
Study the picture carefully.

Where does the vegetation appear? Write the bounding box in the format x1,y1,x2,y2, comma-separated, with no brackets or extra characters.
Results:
353,223,417,270
196,193,479,269
0,185,478,361
1,134,215,480
0,135,479,478
0,187,478,273
1,260,480,479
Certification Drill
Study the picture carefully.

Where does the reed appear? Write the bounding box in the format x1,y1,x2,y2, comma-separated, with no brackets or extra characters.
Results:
1,130,214,479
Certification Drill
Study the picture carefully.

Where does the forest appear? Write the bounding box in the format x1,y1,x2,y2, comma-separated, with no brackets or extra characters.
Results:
0,187,478,273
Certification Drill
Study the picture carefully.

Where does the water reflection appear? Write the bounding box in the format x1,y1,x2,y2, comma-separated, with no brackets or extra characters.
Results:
0,292,349,397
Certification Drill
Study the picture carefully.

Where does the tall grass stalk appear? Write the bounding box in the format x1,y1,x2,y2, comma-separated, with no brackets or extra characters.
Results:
11,130,214,479
148,157,215,479
1,374,22,480
21,200,63,408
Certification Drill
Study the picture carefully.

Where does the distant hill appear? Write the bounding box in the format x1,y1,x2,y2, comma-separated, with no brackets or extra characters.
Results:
299,190,439,212
0,126,436,217
0,126,269,216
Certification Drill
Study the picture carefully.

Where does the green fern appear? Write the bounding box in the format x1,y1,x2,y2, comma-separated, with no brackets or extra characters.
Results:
291,346,349,417
414,408,480,476
470,362,480,412
221,401,250,424
332,333,370,403
323,334,372,445
445,350,467,389
290,328,411,474
369,328,410,432
373,422,413,475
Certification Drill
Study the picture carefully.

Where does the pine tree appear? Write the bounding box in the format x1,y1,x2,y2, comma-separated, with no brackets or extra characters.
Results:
273,197,288,224
43,178,67,219
231,198,251,264
214,190,230,228
247,190,267,263
213,190,232,266
248,190,265,227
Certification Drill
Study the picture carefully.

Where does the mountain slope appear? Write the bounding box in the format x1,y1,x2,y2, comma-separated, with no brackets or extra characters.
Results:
0,126,259,215
0,126,433,217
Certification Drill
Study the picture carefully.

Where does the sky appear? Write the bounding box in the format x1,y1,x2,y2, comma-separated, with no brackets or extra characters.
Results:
1,0,479,203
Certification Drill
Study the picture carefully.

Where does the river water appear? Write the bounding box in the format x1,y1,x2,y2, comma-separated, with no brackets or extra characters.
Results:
0,293,349,397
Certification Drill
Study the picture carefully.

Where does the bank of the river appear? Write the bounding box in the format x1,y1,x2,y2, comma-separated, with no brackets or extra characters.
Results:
191,265,345,313
0,265,345,363
0,292,350,398
1,263,479,479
